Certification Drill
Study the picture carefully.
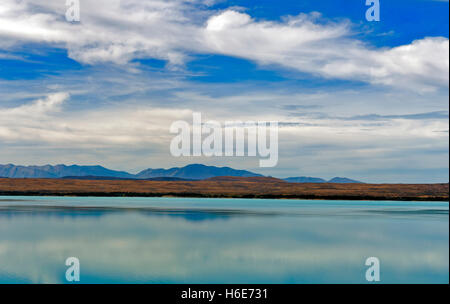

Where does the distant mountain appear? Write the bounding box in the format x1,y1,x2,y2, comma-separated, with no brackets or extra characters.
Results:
284,176,363,183
143,177,195,181
61,175,136,180
136,164,262,180
328,177,363,183
284,176,327,183
0,164,362,183
206,176,285,183
0,164,56,178
0,164,134,179
61,175,194,181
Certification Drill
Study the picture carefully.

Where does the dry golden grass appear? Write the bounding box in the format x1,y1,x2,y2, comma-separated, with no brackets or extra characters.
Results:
0,177,448,201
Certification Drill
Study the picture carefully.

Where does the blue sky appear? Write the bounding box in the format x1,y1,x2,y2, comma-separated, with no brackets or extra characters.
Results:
0,0,448,182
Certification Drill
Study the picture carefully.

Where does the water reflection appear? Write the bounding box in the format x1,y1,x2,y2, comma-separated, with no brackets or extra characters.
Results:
0,205,282,221
0,197,448,283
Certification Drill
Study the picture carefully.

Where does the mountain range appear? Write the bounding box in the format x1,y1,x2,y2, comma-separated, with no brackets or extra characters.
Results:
0,164,133,179
0,163,363,183
283,176,362,183
135,164,262,180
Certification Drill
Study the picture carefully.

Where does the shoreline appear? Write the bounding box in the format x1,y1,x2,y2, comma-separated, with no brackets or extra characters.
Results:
0,177,448,201
0,192,448,201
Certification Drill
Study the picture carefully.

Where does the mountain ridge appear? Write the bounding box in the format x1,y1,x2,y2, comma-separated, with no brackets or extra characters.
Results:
0,164,133,179
283,176,327,183
327,177,363,184
0,163,363,183
136,164,262,180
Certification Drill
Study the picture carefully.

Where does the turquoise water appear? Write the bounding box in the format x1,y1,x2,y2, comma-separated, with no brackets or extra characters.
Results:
0,196,448,284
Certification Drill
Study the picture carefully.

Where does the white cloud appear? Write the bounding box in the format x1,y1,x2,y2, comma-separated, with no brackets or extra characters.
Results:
321,36,449,90
0,1,448,90
0,91,193,146
0,89,447,182
3,92,69,116
203,11,448,91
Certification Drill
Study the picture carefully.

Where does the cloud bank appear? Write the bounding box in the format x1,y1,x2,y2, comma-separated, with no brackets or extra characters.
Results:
0,0,448,90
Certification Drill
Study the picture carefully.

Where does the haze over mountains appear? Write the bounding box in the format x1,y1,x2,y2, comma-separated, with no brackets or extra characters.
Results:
0,164,133,179
135,164,261,180
0,163,363,183
283,177,327,183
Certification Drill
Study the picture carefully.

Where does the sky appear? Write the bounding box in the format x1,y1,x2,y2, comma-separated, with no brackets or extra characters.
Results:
0,0,448,183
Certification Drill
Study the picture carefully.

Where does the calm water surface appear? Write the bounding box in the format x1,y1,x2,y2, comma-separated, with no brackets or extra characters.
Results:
0,196,448,283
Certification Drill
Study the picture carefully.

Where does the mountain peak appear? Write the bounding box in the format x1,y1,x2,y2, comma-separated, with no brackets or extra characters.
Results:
0,164,133,179
136,164,262,180
328,177,363,183
284,176,327,183
0,163,364,183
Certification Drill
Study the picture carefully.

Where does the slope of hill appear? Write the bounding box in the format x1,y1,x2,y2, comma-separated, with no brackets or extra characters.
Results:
136,164,262,180
284,177,327,183
284,176,363,183
61,176,194,181
0,164,56,178
206,176,285,183
0,164,134,179
328,177,363,183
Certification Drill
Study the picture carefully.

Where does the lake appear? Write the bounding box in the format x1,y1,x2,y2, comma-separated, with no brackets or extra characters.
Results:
0,196,448,283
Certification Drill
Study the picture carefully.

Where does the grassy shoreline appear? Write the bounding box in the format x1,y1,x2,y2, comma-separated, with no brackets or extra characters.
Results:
0,192,448,201
0,177,448,201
